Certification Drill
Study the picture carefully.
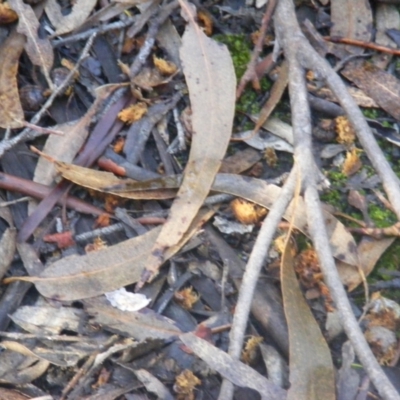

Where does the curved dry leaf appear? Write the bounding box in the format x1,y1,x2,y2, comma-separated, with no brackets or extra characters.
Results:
281,244,335,400
10,208,214,300
9,0,53,76
142,0,236,282
56,161,177,200
0,30,25,129
32,227,161,300
45,0,97,36
255,61,289,131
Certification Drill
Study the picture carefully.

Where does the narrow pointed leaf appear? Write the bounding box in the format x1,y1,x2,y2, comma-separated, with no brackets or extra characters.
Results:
141,0,236,282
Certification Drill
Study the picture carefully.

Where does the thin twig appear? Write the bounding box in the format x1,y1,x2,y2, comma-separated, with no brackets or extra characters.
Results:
0,33,97,159
129,0,179,79
218,170,296,400
325,36,400,56
51,17,136,48
236,0,278,99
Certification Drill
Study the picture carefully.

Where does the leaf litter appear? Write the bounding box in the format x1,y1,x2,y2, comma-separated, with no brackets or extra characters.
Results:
0,0,400,398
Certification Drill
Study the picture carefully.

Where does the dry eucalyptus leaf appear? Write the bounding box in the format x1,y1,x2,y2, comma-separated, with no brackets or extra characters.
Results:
45,0,97,35
53,164,360,267
56,161,177,200
29,227,162,300
9,0,53,79
141,0,236,282
10,209,213,300
233,130,293,153
0,30,25,128
255,61,289,132
281,244,335,400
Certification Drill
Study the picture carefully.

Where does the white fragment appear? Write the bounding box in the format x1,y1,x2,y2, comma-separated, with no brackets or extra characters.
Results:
105,288,151,312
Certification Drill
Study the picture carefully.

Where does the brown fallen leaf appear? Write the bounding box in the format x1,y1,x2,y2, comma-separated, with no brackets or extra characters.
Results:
281,243,335,400
6,208,214,301
341,60,400,120
9,0,53,87
45,0,97,36
17,227,162,300
330,0,372,55
55,161,177,200
255,61,289,132
0,30,25,128
140,0,236,283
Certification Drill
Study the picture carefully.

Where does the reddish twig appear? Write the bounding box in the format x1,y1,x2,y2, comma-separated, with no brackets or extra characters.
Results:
236,0,278,99
0,172,108,217
324,36,400,56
